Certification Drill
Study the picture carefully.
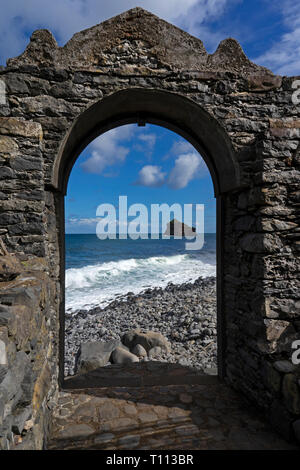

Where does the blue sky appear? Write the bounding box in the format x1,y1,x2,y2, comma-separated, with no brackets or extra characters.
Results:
1,0,299,74
0,1,299,234
66,125,216,233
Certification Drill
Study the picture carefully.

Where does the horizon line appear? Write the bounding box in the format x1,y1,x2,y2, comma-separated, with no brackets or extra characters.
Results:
65,232,217,235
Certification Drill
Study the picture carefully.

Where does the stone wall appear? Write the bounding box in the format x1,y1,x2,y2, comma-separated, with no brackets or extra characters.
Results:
0,7,299,448
0,246,59,449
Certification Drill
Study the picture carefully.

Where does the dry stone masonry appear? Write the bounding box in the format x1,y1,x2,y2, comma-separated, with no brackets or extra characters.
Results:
0,7,299,449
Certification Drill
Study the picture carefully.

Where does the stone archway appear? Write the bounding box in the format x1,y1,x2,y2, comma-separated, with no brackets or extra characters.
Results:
0,7,299,449
52,87,240,384
52,88,240,195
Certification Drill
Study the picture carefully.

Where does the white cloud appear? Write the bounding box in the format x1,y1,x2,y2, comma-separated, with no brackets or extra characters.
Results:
163,137,208,188
0,0,230,64
171,141,194,154
168,152,205,189
138,133,157,148
81,125,134,174
254,0,300,75
135,165,166,187
134,132,157,159
68,217,99,225
177,0,231,48
164,140,195,159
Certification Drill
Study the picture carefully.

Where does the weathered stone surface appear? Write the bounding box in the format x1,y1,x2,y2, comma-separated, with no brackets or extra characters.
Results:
122,329,171,353
5,75,30,95
49,383,298,450
57,423,94,439
274,361,297,374
282,374,300,415
262,361,281,394
241,233,282,253
131,344,147,358
148,346,163,358
0,136,19,154
7,8,273,77
0,340,7,365
0,118,42,139
0,238,22,281
264,319,291,342
75,341,121,374
111,347,139,365
20,95,76,116
248,74,282,91
11,405,32,434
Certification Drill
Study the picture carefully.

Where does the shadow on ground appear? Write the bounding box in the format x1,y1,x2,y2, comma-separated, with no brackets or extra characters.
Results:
47,363,299,450
63,362,218,388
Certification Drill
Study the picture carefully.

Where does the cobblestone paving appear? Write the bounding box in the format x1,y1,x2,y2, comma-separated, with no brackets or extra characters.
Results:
48,379,299,450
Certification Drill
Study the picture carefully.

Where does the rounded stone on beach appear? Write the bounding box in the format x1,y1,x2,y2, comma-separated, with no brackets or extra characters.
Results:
111,347,140,364
148,346,162,358
131,344,147,358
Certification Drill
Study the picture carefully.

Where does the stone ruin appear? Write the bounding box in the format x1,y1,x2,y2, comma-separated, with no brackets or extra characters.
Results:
0,7,299,449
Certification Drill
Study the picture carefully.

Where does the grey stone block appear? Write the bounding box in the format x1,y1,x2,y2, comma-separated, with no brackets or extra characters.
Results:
12,405,32,434
110,347,139,365
75,340,121,374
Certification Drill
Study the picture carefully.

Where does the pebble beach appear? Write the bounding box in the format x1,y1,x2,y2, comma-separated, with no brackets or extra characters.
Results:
64,276,217,376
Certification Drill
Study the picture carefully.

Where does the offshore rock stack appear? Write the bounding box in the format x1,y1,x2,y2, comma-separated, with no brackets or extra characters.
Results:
64,276,217,377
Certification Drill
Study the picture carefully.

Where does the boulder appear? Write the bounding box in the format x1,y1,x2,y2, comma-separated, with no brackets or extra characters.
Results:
111,347,139,365
75,340,121,374
148,346,162,358
131,344,147,358
122,329,171,353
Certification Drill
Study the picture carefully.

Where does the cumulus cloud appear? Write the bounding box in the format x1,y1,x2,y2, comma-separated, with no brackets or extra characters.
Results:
0,0,230,64
2,0,296,75
164,140,195,159
171,140,195,154
134,165,166,187
254,0,300,75
81,125,134,174
137,133,157,149
134,132,157,159
167,152,205,189
178,0,231,48
162,137,208,188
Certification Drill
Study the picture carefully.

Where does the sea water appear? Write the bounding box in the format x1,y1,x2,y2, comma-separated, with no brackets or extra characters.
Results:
65,234,216,313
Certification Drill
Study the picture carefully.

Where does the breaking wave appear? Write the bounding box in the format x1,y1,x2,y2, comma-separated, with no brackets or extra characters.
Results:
65,253,216,313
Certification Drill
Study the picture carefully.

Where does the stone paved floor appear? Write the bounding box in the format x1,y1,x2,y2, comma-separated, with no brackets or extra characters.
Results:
48,373,299,450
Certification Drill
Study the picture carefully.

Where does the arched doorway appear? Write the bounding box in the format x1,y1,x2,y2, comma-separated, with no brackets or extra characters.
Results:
52,88,240,386
1,6,298,449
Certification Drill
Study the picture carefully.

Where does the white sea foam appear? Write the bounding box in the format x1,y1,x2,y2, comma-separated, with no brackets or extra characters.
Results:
65,255,188,289
65,253,216,313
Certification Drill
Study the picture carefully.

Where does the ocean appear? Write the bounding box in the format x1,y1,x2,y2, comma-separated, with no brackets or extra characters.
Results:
65,234,216,313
